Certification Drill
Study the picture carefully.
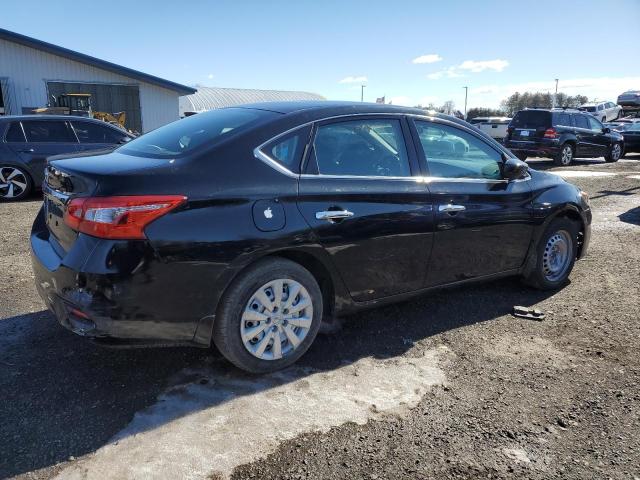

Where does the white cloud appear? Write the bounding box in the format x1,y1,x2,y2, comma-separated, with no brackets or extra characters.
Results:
458,59,509,73
427,66,463,80
207,73,214,79
388,96,412,106
412,54,442,64
339,76,368,84
468,76,640,109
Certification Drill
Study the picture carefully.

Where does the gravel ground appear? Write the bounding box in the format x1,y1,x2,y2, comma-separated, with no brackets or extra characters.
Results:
1,156,639,479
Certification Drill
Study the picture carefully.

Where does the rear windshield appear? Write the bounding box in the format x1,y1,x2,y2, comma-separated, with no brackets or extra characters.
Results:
580,106,596,112
117,108,276,158
510,111,551,129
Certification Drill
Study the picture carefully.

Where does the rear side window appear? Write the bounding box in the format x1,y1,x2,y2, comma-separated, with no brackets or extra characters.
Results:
312,119,411,177
118,107,275,158
511,111,550,129
260,126,311,173
574,115,590,129
554,113,572,127
415,120,502,180
71,121,129,144
5,122,26,142
22,121,75,143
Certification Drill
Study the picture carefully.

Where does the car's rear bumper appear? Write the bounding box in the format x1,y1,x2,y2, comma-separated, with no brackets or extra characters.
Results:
30,207,213,347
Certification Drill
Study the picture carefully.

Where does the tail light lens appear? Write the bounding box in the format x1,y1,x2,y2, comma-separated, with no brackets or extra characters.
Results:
64,195,187,239
544,128,558,139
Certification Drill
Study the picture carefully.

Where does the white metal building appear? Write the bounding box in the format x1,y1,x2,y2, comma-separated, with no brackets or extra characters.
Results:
180,86,324,117
0,28,196,133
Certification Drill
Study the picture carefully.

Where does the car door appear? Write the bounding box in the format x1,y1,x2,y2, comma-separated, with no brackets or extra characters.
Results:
586,116,610,157
70,120,131,153
409,117,534,286
296,115,435,302
572,114,595,157
6,120,80,186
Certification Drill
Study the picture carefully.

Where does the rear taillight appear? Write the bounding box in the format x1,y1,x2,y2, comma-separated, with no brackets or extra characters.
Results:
64,195,187,240
544,128,558,139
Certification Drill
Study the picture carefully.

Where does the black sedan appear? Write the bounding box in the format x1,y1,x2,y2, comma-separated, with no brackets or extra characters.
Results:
31,102,592,373
618,122,640,155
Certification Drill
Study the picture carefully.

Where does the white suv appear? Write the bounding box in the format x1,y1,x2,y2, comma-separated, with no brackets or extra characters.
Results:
468,117,511,142
579,101,623,122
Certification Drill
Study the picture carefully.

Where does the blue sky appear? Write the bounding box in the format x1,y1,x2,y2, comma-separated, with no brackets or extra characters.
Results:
2,0,639,109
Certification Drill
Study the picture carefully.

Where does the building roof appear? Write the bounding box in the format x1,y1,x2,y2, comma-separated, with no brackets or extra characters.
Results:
0,28,196,96
180,86,324,114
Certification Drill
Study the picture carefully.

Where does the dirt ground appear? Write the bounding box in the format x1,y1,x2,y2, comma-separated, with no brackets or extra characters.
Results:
1,156,639,480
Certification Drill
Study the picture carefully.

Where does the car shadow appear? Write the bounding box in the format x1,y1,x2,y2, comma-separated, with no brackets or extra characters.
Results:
0,277,556,478
525,157,610,171
619,206,640,226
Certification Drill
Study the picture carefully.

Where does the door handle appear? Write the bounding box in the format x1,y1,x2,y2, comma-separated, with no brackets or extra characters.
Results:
315,209,354,222
438,204,466,213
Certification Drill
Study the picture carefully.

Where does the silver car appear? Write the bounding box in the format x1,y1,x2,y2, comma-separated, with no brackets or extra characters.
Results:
617,90,640,107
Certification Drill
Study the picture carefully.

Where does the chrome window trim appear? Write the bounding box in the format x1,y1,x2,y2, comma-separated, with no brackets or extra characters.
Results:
254,112,528,184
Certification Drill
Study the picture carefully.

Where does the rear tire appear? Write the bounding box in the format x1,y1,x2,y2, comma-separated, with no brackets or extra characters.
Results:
553,143,574,166
601,116,606,123
605,142,622,162
0,165,32,201
213,257,323,373
523,217,579,290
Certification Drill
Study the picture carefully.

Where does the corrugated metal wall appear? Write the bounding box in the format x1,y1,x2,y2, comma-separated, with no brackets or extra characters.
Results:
0,38,180,132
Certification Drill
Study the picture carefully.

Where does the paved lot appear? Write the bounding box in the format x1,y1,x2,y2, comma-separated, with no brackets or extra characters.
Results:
1,156,639,479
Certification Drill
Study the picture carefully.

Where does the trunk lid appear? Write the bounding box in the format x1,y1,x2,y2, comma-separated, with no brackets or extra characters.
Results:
43,150,178,253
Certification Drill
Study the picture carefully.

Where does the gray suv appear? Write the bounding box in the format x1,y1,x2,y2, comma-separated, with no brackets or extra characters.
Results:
0,115,133,200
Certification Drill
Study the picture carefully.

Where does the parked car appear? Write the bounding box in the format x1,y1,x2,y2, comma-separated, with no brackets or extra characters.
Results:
31,102,592,373
617,122,640,155
468,117,512,142
505,108,624,165
578,101,623,122
617,90,640,107
0,115,134,200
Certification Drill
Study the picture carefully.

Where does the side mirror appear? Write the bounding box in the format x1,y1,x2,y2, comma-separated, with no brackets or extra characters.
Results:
502,157,529,181
603,127,611,133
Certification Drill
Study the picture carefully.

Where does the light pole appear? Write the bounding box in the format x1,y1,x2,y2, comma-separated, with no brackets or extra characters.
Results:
554,78,559,108
463,86,468,119
361,84,366,102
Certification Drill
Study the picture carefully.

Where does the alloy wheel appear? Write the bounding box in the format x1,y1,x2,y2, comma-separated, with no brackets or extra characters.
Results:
542,230,573,282
240,278,313,361
0,167,29,199
611,143,622,161
560,146,573,166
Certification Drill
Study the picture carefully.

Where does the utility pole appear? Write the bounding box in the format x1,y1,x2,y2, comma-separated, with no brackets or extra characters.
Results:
361,84,366,102
463,86,468,119
554,78,559,108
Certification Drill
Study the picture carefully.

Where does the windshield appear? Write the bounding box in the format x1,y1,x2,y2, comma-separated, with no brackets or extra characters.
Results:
117,108,276,158
510,111,550,129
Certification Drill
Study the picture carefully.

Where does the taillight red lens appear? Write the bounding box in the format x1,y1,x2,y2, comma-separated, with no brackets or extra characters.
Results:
544,128,558,139
63,195,187,240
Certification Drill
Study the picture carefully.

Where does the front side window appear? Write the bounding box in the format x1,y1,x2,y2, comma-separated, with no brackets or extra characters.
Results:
118,107,276,158
415,120,502,180
22,121,75,143
587,116,604,131
5,122,26,142
312,119,411,177
72,121,129,144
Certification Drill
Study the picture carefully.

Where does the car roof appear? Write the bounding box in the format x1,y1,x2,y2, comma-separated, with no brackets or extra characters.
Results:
233,100,472,128
0,114,113,122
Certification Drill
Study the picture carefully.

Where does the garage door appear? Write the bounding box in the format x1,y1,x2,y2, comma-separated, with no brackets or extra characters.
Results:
47,82,142,133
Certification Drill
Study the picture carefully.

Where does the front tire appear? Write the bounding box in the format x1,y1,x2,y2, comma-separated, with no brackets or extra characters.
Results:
523,218,579,290
515,153,528,161
605,142,622,162
554,143,574,166
213,258,323,373
0,165,32,201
